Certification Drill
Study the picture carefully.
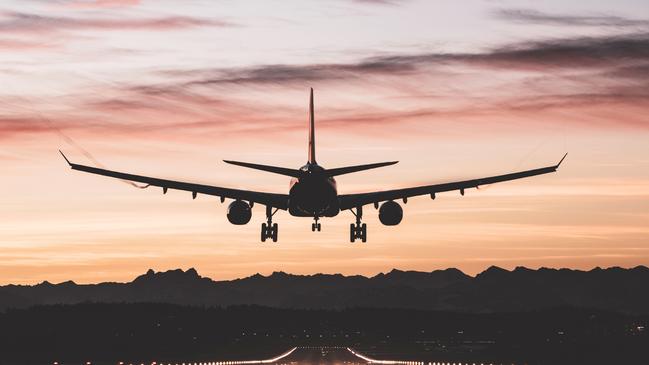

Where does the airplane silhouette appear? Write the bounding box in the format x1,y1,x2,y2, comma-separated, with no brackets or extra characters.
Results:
60,88,567,242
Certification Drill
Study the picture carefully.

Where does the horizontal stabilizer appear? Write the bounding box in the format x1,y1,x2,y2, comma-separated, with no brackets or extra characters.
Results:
325,161,398,177
224,160,302,178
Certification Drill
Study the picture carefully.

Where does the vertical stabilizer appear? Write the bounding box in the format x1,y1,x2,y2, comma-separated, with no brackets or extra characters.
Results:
308,88,316,164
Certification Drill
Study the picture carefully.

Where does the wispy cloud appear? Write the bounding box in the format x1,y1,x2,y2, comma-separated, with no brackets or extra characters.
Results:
3,31,644,141
166,33,649,87
136,33,649,131
351,0,406,5
0,37,56,50
0,116,77,139
0,11,231,33
3,27,649,141
61,0,142,9
469,34,649,70
182,59,419,87
494,8,649,27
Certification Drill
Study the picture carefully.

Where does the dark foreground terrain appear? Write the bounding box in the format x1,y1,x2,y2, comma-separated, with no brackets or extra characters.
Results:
0,304,647,365
2,266,649,313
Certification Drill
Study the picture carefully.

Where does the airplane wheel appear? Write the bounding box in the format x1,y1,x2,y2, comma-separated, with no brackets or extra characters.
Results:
272,223,278,242
311,223,316,232
261,223,267,242
361,223,367,243
317,223,321,231
350,223,355,242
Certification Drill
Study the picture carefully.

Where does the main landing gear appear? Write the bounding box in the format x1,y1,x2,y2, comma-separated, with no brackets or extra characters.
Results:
311,217,321,232
261,205,279,242
349,206,367,243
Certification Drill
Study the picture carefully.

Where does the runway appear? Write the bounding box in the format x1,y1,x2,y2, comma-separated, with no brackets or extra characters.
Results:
81,346,504,365
209,347,496,365
278,347,368,365
206,346,422,365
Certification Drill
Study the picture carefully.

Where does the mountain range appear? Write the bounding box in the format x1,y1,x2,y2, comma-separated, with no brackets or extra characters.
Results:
2,265,648,313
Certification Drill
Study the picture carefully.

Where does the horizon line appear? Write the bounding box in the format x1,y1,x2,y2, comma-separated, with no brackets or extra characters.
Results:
8,264,649,287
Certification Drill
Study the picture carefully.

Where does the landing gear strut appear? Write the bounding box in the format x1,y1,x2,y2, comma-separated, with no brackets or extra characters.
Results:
311,216,321,232
261,205,279,242
349,206,367,243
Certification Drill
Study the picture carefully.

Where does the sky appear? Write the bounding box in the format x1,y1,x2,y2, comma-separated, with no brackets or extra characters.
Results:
1,0,648,284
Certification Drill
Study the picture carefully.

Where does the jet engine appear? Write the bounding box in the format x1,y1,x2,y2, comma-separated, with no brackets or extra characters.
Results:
378,200,403,226
227,200,252,225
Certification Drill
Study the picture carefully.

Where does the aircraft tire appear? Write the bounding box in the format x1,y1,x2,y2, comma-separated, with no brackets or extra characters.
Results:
361,223,367,243
261,223,267,242
272,223,278,242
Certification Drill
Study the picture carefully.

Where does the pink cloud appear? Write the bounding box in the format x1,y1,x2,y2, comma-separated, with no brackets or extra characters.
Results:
63,0,142,9
0,12,232,33
0,38,56,50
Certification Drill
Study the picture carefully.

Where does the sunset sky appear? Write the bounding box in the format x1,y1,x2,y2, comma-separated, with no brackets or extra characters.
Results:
1,0,648,284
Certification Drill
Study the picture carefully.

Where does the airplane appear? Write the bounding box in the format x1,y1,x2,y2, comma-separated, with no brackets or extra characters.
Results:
60,88,567,243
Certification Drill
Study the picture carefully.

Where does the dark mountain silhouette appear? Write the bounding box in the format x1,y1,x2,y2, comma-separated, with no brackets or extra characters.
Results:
1,266,648,313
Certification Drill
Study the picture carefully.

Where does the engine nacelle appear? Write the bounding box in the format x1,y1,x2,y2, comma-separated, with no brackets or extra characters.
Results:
227,200,252,225
378,200,403,226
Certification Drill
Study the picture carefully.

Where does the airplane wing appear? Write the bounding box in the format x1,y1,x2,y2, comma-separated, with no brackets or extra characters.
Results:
59,151,289,210
338,154,567,211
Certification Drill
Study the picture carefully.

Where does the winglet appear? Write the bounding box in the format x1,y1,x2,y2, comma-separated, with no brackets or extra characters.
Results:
556,153,568,168
59,150,72,166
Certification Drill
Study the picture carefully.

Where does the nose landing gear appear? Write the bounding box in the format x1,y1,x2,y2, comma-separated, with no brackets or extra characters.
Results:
349,206,367,243
311,217,321,232
261,206,279,242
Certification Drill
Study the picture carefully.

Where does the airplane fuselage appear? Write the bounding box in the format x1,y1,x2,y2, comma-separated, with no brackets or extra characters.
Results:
288,163,339,217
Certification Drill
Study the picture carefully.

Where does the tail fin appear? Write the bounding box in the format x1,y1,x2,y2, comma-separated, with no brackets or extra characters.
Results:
308,88,316,164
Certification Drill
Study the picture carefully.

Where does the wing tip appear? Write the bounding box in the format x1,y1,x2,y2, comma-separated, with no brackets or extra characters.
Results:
59,150,71,166
556,153,568,168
